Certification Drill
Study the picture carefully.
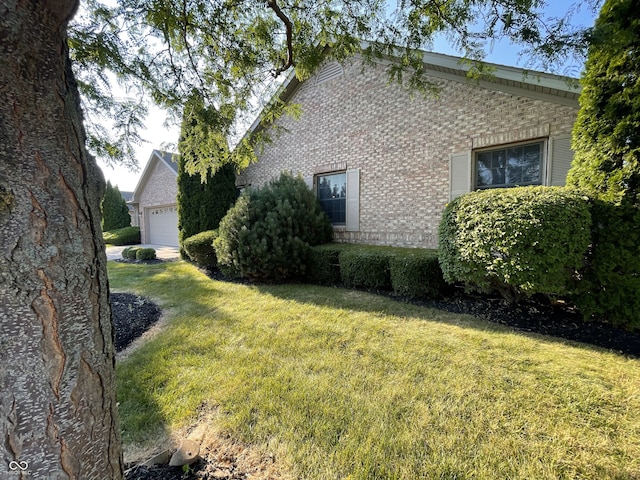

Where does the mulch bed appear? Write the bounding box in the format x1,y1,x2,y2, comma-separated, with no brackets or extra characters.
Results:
406,289,640,357
111,292,162,352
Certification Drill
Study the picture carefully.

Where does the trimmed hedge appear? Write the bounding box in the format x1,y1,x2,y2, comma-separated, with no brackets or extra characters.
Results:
307,244,353,285
183,230,218,268
438,186,592,302
103,226,140,246
389,250,445,299
339,249,391,291
306,244,446,299
122,246,140,260
136,248,156,261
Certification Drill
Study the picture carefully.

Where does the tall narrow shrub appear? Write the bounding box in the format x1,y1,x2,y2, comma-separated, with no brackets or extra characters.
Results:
177,94,238,245
101,180,131,231
572,200,640,330
566,0,640,329
567,0,640,205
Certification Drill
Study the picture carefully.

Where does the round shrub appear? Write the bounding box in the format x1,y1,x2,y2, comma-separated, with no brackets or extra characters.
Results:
183,230,218,268
438,186,591,302
135,248,156,261
122,246,140,260
214,173,333,282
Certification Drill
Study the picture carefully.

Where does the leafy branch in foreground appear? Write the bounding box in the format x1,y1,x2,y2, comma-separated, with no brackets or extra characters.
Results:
70,0,602,174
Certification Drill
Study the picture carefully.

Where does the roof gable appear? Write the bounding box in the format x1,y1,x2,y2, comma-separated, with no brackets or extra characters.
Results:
131,149,179,203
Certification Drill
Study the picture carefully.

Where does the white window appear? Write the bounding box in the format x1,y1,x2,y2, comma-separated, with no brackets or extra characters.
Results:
475,141,544,189
306,169,359,231
449,136,573,200
317,172,347,225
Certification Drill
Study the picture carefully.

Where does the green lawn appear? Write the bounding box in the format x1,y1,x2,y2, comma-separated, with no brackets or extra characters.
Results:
110,261,640,480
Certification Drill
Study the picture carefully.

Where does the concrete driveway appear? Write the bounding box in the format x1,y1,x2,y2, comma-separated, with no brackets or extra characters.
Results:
105,244,181,261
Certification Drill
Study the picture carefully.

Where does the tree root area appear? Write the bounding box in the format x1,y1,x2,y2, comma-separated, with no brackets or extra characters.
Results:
111,292,162,352
124,459,246,480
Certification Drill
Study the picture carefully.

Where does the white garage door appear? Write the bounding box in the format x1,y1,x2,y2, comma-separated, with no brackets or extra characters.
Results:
147,205,179,246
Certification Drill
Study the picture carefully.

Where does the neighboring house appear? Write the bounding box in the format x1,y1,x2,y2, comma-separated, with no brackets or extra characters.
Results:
129,149,179,246
119,190,135,225
237,51,580,249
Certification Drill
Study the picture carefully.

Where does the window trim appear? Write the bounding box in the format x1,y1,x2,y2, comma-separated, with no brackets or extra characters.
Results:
473,139,547,190
315,171,347,226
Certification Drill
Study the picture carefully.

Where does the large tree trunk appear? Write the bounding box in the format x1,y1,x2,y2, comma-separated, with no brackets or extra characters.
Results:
0,2,123,479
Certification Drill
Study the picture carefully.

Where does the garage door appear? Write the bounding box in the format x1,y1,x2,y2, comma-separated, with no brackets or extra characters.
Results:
147,205,179,246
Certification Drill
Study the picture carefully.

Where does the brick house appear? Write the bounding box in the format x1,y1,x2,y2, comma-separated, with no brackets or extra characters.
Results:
129,150,179,246
237,51,580,249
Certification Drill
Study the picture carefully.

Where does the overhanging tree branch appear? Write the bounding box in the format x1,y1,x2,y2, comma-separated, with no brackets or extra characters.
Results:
265,0,295,76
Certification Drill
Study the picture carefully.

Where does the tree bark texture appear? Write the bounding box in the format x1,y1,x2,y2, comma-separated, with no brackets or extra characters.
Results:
0,2,123,479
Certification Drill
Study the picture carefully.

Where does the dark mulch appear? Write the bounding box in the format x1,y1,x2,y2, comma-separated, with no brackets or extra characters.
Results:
124,458,250,480
406,289,640,357
111,292,162,352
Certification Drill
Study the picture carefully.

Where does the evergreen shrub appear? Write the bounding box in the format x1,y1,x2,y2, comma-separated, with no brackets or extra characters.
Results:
438,186,591,302
183,230,218,268
101,181,131,231
135,248,156,261
215,173,333,282
389,249,446,299
307,244,353,285
573,200,640,330
563,0,640,330
122,246,140,260
177,162,237,243
104,226,140,246
566,0,640,206
339,250,391,291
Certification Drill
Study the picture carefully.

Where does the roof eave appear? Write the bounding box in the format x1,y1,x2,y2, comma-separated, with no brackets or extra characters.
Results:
243,44,581,140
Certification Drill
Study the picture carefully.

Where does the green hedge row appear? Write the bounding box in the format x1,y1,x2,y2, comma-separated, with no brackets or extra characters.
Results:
308,244,446,299
389,251,448,299
183,230,218,268
103,226,141,246
121,246,156,261
184,237,446,300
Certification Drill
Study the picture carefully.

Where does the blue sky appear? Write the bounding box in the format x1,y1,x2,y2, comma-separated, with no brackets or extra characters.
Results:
98,2,600,192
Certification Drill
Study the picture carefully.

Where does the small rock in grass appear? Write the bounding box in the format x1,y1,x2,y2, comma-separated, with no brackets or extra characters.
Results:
169,439,200,466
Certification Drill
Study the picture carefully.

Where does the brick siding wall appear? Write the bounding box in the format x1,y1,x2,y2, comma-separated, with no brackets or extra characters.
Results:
237,59,579,248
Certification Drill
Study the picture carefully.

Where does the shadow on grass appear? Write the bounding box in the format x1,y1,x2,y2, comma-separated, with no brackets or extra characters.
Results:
109,261,640,479
109,262,229,459
252,281,640,358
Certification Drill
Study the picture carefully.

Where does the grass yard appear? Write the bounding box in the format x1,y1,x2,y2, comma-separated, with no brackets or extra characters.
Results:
109,261,640,480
